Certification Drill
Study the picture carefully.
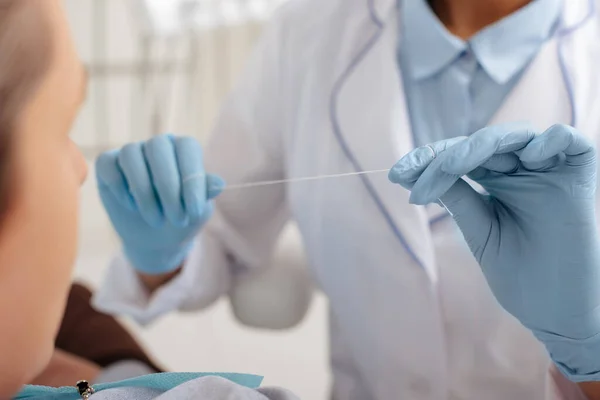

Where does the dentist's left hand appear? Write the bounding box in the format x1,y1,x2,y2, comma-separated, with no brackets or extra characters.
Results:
96,134,225,275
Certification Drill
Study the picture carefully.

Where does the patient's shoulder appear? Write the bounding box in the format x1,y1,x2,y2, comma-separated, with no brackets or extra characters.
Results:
89,376,299,400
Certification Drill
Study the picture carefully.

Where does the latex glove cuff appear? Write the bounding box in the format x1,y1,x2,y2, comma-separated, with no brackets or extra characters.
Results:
535,330,600,382
123,241,195,276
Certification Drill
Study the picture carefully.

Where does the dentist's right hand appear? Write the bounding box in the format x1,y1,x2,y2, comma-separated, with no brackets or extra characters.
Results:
389,124,600,384
96,134,225,275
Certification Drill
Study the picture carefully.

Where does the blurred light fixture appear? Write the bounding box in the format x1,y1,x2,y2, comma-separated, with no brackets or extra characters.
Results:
137,0,287,36
136,0,193,35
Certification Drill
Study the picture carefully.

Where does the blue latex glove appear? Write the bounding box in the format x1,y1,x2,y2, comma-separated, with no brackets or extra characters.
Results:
389,124,600,382
96,134,225,275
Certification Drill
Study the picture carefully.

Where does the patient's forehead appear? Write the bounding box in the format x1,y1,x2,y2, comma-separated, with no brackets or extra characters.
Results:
17,0,85,129
38,0,82,91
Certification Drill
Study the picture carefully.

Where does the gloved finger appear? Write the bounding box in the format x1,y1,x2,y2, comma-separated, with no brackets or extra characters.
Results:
409,125,536,205
206,174,226,199
441,123,536,175
410,152,522,205
520,154,564,172
95,150,136,211
144,135,187,226
437,179,494,263
408,152,457,205
174,136,224,219
479,152,520,174
520,124,596,168
388,137,466,189
402,150,515,205
118,142,163,227
463,154,520,182
489,146,557,171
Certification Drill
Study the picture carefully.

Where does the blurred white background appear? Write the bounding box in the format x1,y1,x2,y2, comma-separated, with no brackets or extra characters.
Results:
64,1,329,398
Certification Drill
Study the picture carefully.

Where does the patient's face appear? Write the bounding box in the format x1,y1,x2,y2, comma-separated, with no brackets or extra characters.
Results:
0,0,87,304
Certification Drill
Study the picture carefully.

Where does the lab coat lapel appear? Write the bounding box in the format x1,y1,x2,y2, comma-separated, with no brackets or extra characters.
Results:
330,6,438,281
558,0,600,136
489,39,572,129
489,0,598,131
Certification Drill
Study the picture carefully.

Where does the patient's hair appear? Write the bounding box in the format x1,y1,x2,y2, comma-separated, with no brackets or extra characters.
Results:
0,0,52,224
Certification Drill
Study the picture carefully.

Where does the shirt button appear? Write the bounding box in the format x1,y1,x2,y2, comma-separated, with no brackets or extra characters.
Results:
457,49,477,73
460,49,473,60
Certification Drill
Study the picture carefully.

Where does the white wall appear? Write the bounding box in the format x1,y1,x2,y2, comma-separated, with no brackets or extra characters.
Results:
64,1,329,398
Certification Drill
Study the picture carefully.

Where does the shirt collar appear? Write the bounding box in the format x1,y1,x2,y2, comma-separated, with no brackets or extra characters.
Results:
400,0,465,80
400,0,563,83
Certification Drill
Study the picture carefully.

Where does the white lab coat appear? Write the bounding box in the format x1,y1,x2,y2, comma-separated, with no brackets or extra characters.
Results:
94,0,600,399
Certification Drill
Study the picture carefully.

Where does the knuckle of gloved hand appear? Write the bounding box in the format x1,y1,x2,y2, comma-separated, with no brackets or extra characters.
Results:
549,123,573,134
95,153,119,181
180,135,201,147
175,136,203,159
95,152,111,170
148,133,173,147
146,141,174,168
121,142,141,158
581,140,598,160
547,123,578,145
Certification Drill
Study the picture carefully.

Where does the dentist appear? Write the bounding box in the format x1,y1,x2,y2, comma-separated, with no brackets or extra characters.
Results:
94,0,600,399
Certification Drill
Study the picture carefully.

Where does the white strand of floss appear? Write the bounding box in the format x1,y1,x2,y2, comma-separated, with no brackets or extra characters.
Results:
222,169,390,191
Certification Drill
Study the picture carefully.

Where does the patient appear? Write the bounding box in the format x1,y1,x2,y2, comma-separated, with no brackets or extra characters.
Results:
0,0,296,398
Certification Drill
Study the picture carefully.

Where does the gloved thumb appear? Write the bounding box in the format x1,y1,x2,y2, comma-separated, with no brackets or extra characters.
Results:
438,179,494,260
207,174,226,199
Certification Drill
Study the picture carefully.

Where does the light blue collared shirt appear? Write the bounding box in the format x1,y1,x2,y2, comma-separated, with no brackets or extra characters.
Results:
399,0,562,147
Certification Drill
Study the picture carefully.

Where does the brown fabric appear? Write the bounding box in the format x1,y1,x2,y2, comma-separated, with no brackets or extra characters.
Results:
55,283,163,372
